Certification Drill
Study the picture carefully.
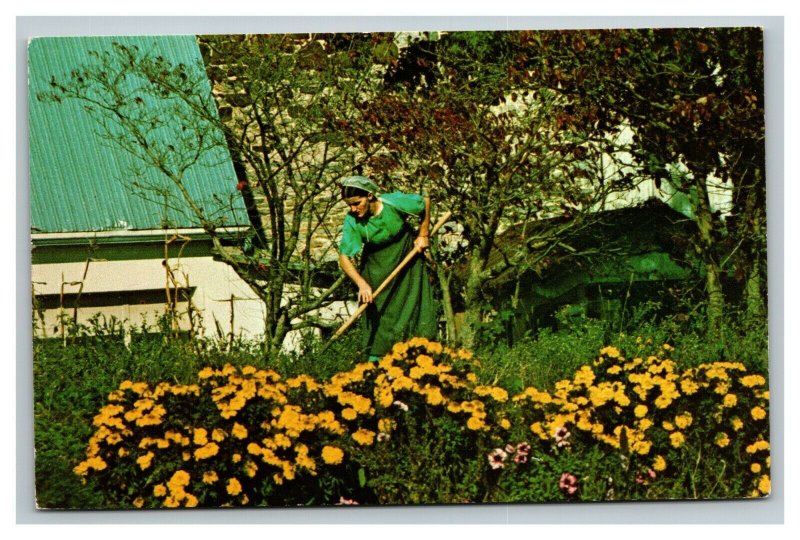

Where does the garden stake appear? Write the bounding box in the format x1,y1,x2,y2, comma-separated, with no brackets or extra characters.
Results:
328,210,453,344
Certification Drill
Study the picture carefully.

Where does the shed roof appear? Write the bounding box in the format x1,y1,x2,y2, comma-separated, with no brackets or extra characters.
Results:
28,35,247,234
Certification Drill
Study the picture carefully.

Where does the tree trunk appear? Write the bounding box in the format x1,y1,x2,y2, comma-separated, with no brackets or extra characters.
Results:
460,246,489,350
436,266,458,344
693,178,725,338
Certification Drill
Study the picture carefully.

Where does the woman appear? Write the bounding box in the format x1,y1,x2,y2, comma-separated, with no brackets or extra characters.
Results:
338,175,437,361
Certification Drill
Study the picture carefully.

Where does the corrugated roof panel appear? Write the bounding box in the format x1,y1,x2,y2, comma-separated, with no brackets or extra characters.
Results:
29,35,248,233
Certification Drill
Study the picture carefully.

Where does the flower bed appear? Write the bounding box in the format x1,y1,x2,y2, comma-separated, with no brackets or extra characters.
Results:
74,338,770,507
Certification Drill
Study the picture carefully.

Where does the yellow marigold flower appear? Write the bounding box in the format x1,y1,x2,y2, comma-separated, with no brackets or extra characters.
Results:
634,404,648,418
680,378,699,395
193,428,208,446
211,428,226,442
153,484,167,497
766,456,771,467
198,367,215,379
194,442,220,461
467,416,486,431
182,451,191,461
638,418,653,431
634,440,652,455
751,463,762,474
321,445,344,465
231,422,248,440
751,406,767,420
731,417,744,431
607,365,622,375
653,455,667,472
675,413,693,429
118,447,129,458
741,374,766,388
423,386,445,406
530,422,547,439
137,451,154,470
600,346,621,358
576,413,593,431
203,471,219,484
654,393,675,410
489,386,509,402
758,475,771,495
714,381,731,395
499,418,511,430
341,408,358,421
168,470,190,489
226,478,242,496
574,365,596,387
133,497,144,508
391,376,414,392
352,429,376,446
662,343,674,352
715,432,730,448
245,460,258,478
378,418,396,433
669,431,685,448
232,453,242,463
722,394,738,408
377,388,394,408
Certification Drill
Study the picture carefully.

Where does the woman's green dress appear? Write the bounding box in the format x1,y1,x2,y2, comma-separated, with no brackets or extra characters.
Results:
339,192,438,359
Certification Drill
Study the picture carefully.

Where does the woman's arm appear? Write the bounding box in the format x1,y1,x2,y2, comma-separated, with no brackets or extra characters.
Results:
339,254,374,304
414,197,431,252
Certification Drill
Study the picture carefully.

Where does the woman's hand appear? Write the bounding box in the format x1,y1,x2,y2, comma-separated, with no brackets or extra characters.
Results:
357,280,374,304
414,235,430,252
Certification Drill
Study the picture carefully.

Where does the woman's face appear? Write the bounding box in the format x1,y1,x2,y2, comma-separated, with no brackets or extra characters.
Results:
344,195,371,218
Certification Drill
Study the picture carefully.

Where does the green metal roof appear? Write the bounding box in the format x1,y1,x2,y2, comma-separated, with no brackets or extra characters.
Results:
28,35,248,233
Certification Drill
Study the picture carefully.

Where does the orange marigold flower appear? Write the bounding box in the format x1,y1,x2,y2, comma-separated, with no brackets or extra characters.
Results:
193,428,208,446
194,442,220,460
136,451,154,470
751,406,767,420
669,431,685,448
153,484,167,497
352,429,376,446
232,422,248,439
600,346,621,358
321,445,344,465
226,478,242,496
715,432,730,448
740,374,766,388
758,475,771,495
203,471,219,484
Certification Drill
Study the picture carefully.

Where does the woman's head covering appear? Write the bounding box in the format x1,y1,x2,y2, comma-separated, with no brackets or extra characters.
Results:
340,175,380,195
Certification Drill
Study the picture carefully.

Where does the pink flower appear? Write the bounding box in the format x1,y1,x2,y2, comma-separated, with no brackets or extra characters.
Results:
637,467,657,485
336,497,359,505
514,453,528,464
554,426,571,448
516,442,531,455
505,444,516,454
488,448,509,470
559,472,579,496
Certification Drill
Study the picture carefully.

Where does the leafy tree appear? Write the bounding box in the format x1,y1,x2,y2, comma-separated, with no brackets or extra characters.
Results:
526,28,767,336
40,34,393,353
359,31,637,348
